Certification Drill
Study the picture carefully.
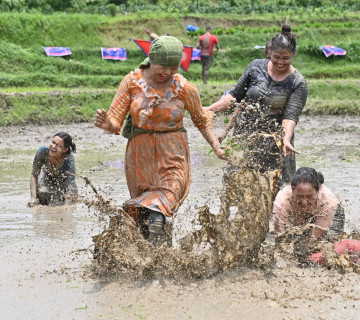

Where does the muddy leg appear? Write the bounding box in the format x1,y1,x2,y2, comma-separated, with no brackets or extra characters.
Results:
138,208,150,239
148,210,167,247
328,203,345,235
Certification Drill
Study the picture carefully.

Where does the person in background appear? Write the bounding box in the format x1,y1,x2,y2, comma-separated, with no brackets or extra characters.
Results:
94,36,225,247
273,167,345,240
264,39,272,59
28,132,78,207
206,25,307,184
197,27,219,84
143,28,169,41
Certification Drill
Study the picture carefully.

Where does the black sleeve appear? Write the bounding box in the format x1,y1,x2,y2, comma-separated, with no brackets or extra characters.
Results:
283,76,308,123
229,61,254,103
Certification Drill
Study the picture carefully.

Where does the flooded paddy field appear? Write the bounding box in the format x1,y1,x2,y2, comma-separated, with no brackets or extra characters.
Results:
1,115,360,320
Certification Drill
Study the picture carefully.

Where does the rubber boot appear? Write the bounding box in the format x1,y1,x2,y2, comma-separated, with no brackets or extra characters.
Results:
138,208,150,239
329,204,345,235
148,210,167,247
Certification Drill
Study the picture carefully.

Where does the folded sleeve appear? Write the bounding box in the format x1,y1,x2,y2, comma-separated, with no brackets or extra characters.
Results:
181,80,214,131
107,73,133,135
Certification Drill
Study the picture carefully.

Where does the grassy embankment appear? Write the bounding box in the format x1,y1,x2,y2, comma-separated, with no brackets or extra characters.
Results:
0,11,360,126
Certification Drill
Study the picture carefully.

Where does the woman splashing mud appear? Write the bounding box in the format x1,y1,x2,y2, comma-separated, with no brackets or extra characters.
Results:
94,36,225,247
206,25,307,183
28,132,78,207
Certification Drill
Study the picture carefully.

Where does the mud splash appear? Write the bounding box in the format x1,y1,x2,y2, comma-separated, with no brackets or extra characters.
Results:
90,102,288,279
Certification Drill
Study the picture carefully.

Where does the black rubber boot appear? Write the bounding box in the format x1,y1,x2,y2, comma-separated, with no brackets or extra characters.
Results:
148,210,167,247
138,208,150,239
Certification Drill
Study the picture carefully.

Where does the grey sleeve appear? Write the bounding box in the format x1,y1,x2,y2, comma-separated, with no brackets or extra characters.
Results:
229,62,253,103
283,77,308,123
31,147,47,177
62,155,78,194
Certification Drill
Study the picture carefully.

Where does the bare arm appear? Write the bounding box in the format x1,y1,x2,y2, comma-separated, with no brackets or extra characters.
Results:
28,175,38,207
200,126,226,160
282,119,300,157
204,93,236,113
94,109,119,134
217,102,244,143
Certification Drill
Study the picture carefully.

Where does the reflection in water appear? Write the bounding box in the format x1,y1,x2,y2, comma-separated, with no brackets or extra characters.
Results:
30,205,76,239
0,120,360,319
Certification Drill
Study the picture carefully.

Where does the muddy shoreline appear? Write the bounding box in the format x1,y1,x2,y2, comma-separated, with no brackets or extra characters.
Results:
1,115,360,319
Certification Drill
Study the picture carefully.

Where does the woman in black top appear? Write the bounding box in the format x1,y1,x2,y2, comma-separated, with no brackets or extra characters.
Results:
206,27,308,183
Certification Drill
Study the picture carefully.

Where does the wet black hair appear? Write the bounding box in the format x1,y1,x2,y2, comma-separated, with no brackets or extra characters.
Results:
291,167,324,191
264,39,272,59
53,131,76,154
270,24,296,54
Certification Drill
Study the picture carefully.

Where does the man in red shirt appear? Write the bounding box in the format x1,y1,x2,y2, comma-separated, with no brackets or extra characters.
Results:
197,27,219,84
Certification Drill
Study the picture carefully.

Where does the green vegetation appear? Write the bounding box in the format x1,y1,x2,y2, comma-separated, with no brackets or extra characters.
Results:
0,10,360,125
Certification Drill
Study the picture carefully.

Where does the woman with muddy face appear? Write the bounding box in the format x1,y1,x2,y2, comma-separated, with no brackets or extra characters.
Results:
205,25,308,184
94,36,225,247
273,167,344,241
28,132,78,207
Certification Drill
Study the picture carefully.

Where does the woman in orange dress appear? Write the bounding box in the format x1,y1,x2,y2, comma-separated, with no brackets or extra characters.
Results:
94,36,225,246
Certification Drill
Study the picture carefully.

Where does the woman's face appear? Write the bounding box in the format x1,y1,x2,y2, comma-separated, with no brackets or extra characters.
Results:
150,64,179,83
292,182,318,212
271,48,294,73
49,136,67,158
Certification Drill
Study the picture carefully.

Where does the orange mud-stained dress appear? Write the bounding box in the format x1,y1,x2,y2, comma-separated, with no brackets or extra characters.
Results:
107,69,213,218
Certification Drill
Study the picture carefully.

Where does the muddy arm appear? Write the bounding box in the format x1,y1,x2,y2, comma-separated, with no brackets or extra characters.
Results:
282,119,299,157
205,93,235,113
200,127,226,160
218,102,244,143
28,175,38,207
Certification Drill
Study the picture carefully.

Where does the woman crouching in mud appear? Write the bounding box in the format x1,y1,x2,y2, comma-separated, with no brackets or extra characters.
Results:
272,167,360,266
28,132,78,207
94,36,225,247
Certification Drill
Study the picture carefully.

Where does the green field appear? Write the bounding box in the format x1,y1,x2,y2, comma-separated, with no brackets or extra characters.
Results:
0,11,360,125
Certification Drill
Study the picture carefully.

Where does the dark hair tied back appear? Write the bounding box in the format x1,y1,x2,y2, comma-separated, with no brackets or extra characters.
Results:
271,24,296,54
282,24,291,34
54,131,76,154
291,167,324,191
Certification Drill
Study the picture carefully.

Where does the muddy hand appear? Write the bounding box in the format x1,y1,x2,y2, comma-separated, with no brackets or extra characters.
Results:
283,142,300,159
28,197,38,207
214,146,227,160
94,109,114,132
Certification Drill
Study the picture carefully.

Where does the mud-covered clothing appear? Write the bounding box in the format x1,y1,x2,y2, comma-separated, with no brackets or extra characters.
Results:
200,55,213,72
229,59,308,182
230,59,307,131
198,33,219,57
107,68,213,217
273,185,340,234
31,146,77,204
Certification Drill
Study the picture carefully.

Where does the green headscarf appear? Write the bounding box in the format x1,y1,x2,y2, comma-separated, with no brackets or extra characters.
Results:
139,36,183,69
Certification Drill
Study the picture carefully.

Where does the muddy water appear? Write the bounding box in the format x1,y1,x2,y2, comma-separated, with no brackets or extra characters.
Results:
1,116,360,320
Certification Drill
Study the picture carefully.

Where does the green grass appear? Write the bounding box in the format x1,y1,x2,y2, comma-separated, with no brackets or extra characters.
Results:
1,11,360,125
